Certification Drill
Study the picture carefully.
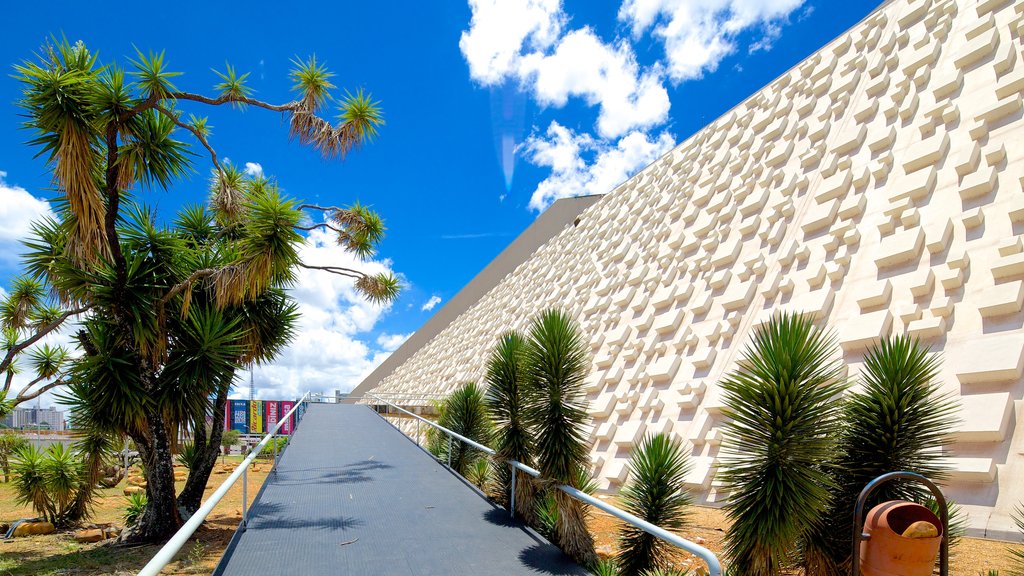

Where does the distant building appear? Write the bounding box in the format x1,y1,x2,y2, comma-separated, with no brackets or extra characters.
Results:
2,406,66,431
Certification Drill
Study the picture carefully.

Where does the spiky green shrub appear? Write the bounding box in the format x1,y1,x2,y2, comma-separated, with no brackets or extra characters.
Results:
467,457,492,491
617,433,693,576
525,308,597,566
592,559,620,576
804,335,957,576
437,382,493,476
484,330,536,519
124,492,148,527
176,441,200,470
0,430,29,482
11,443,88,527
718,312,846,576
425,398,448,459
1010,503,1024,576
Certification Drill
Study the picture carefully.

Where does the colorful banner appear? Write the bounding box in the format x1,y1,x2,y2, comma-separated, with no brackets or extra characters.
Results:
229,400,249,433
265,400,279,431
249,400,263,434
280,401,295,434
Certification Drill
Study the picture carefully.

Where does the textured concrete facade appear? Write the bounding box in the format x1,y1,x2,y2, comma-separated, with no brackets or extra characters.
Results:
367,0,1024,537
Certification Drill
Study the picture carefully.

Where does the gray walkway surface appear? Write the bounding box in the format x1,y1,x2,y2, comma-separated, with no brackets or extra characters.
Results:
214,403,588,575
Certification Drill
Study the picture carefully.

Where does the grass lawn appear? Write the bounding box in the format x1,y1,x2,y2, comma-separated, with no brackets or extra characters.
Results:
0,456,270,576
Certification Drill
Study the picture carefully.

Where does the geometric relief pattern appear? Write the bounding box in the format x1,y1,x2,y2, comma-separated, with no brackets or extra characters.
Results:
369,0,1024,532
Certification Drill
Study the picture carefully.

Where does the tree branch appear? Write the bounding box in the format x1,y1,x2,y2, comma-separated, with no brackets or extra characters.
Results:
154,104,224,175
160,268,219,305
104,125,127,277
296,223,344,235
16,379,65,404
129,91,300,120
0,305,91,375
298,263,367,279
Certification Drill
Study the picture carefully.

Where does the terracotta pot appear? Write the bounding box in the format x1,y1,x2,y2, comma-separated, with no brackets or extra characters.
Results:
860,500,942,576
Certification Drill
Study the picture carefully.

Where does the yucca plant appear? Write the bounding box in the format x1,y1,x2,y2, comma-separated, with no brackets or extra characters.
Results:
535,465,601,542
525,308,597,566
467,457,492,491
592,559,620,576
484,330,536,519
425,398,448,459
804,335,957,576
718,312,846,576
176,441,200,470
617,433,693,576
11,444,50,521
11,443,87,527
437,382,493,476
124,492,148,527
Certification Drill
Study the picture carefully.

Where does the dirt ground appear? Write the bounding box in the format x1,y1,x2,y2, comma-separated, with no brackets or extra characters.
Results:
587,503,1024,576
0,456,269,576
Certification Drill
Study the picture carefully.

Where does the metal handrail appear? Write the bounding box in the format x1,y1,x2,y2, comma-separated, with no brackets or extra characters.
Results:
137,392,310,576
367,393,722,576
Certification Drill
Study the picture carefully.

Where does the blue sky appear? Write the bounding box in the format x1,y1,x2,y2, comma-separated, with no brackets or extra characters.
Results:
0,0,880,400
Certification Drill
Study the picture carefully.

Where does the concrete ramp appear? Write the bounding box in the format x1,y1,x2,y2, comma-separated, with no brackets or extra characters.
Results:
214,403,587,575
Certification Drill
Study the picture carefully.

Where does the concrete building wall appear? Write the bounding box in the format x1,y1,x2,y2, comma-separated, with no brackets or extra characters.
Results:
349,195,601,401
367,0,1024,537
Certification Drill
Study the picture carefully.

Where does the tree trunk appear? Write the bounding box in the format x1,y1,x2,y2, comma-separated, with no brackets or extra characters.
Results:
123,410,181,543
177,384,230,516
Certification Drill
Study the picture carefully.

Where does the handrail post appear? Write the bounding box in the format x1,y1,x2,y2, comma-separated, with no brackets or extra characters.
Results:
241,463,248,532
416,418,421,446
447,436,453,468
509,462,516,518
272,432,278,475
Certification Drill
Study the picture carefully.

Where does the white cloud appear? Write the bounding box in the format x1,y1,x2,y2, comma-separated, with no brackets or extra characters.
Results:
0,171,53,266
518,29,670,138
459,0,564,85
523,122,675,211
376,332,411,352
460,2,670,139
243,226,401,399
421,295,442,312
618,0,806,81
244,162,264,177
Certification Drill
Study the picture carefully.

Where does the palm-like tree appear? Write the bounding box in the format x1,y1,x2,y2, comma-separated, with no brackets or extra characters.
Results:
718,312,846,576
617,433,692,576
804,335,957,576
484,330,536,520
437,382,493,475
525,308,597,566
11,39,399,542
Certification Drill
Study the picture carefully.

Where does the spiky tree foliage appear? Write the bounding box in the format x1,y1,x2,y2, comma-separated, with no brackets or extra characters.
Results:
0,430,29,482
525,308,597,566
617,433,693,576
436,382,493,476
804,336,957,576
484,330,537,519
718,312,846,576
11,38,399,543
10,443,92,527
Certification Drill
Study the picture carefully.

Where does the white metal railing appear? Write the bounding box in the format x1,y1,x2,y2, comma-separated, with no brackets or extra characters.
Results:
366,393,722,576
137,392,309,576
